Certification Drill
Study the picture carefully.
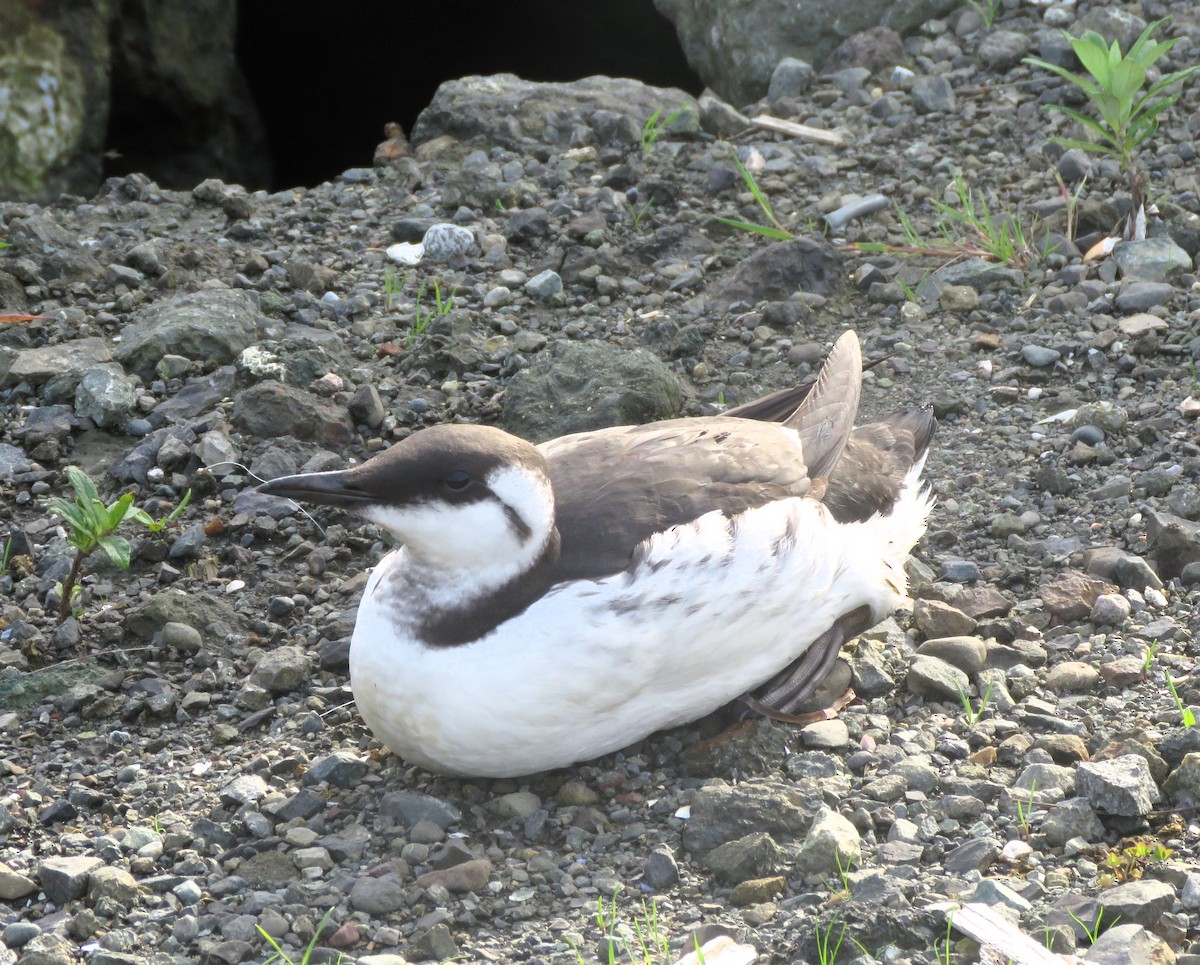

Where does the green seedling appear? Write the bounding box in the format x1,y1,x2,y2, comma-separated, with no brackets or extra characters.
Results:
1068,907,1119,945
936,914,955,965
1165,670,1196,726
45,466,191,624
257,908,338,965
641,105,688,156
383,264,401,310
1142,639,1159,675
408,277,457,344
967,0,1000,29
1015,779,1037,838
956,679,995,726
813,912,866,965
0,535,12,576
852,171,1039,267
630,197,654,231
712,150,793,240
1024,19,1200,238
1052,169,1088,244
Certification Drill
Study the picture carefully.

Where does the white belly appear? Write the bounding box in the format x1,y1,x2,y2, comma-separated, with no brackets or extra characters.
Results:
347,489,929,777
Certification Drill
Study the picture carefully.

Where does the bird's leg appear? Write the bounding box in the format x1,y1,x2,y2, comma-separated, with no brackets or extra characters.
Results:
744,605,871,716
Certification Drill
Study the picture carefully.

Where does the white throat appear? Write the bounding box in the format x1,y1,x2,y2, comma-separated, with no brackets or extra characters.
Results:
362,463,556,590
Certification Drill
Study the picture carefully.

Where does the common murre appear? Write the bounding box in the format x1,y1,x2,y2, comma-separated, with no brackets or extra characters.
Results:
257,331,935,777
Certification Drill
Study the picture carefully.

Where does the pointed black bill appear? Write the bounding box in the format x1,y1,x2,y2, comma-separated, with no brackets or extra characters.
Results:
256,470,373,508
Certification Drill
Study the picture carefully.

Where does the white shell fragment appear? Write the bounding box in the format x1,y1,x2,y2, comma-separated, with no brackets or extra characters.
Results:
386,241,424,266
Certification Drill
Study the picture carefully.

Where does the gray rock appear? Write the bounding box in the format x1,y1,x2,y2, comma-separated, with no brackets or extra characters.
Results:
1041,797,1104,847
502,340,683,443
303,751,368,788
219,774,268,807
702,831,780,883
380,791,462,829
794,807,860,875
768,57,814,100
977,30,1030,70
1146,510,1200,579
707,237,841,311
524,269,563,298
3,336,113,388
1077,755,1161,816
248,646,311,695
1113,236,1192,281
913,599,976,638
801,719,849,750
87,866,141,906
916,636,986,675
1022,344,1061,367
2,920,40,948
1114,281,1175,311
412,74,697,154
231,381,354,448
942,838,997,876
73,364,137,428
971,878,1032,912
411,924,459,963
38,854,103,904
1091,593,1131,626
115,289,262,377
911,75,956,114
939,559,981,582
1055,148,1094,184
350,874,405,914
416,857,492,893
642,845,680,889
0,442,32,480
349,384,386,428
682,782,814,853
421,223,477,263
652,0,958,105
906,654,969,700
0,860,37,900
1096,879,1176,928
11,932,79,965
1083,923,1176,965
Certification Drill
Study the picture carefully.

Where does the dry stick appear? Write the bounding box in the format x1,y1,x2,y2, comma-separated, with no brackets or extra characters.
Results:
57,548,88,623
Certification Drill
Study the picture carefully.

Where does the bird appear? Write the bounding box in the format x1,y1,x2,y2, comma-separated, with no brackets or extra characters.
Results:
257,331,935,777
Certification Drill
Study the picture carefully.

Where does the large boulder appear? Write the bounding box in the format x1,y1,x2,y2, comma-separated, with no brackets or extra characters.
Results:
652,0,959,106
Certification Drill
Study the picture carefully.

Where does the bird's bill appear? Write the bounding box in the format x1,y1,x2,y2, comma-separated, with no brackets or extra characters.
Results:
256,470,372,508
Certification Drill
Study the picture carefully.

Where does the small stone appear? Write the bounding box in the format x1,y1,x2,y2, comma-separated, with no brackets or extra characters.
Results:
219,774,269,807
1022,344,1061,367
801,719,849,750
913,599,976,638
350,875,405,914
1045,661,1099,693
411,924,459,963
379,791,461,829
939,559,981,582
0,861,37,900
416,858,492,894
304,751,368,788
492,791,541,820
916,636,986,675
1077,755,1161,816
729,876,786,906
1113,236,1191,281
524,269,563,298
248,646,311,694
1097,879,1176,928
1091,593,1132,626
906,654,969,700
642,846,679,890
911,75,955,113
421,223,476,263
703,832,780,884
794,807,860,875
768,57,813,100
38,855,104,904
162,622,202,653
1084,923,1176,965
971,879,1033,912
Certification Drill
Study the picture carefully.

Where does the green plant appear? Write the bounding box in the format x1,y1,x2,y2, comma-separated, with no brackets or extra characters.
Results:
45,467,191,624
1024,19,1200,238
956,679,994,726
852,172,1039,267
573,888,673,965
935,915,954,965
814,913,851,965
257,908,338,965
383,264,401,310
1142,639,1160,674
966,0,1000,29
1165,670,1196,726
712,150,793,240
630,197,654,231
1015,779,1037,837
1068,907,1119,945
1099,839,1173,886
641,105,688,156
408,277,457,344
0,535,12,576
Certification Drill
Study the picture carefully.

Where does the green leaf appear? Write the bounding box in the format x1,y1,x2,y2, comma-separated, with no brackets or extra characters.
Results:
127,506,155,527
710,216,792,240
1022,57,1099,95
97,533,132,569
64,466,101,511
1109,59,1146,105
105,492,135,529
1071,33,1113,87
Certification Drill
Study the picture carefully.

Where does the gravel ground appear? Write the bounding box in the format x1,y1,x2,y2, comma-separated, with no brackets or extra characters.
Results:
3,3,1200,964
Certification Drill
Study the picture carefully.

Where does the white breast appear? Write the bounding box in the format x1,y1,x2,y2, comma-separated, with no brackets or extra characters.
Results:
348,481,932,777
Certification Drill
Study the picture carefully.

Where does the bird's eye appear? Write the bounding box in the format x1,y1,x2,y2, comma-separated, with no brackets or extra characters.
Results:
445,470,471,491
